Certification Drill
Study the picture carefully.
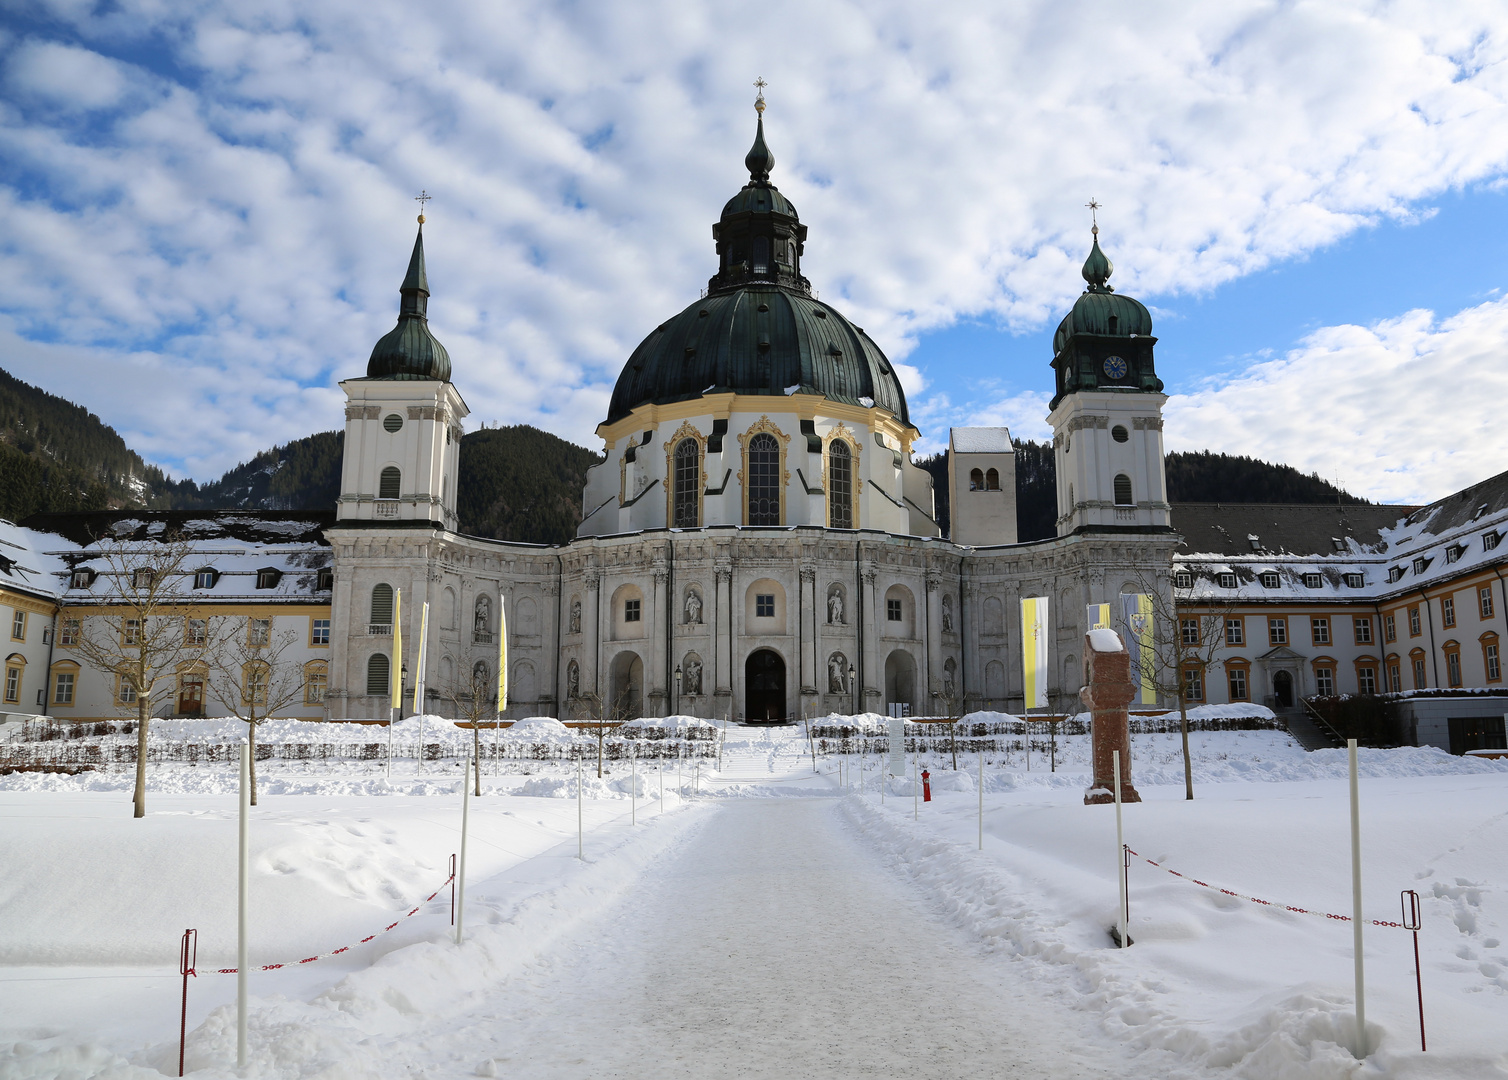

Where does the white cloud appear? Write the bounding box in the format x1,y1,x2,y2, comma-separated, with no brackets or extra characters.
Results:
1164,298,1508,506
1,1,1507,483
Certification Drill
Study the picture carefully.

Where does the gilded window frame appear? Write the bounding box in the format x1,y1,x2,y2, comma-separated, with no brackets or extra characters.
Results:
663,420,707,528
737,416,790,526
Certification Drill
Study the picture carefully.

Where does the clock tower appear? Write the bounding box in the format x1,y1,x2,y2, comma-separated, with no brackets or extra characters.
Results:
1046,226,1170,536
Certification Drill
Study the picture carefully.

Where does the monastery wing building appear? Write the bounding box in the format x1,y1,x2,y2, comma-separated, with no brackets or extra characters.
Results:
3,108,1505,754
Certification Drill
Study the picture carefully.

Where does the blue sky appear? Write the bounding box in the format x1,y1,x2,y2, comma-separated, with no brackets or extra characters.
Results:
3,1,1508,505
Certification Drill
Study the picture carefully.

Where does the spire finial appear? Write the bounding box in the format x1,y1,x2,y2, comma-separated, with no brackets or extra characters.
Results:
744,83,775,182
415,189,431,225
1086,197,1100,239
753,76,767,116
1081,199,1113,290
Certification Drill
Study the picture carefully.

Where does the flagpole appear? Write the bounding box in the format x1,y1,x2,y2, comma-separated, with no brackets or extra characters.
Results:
391,589,402,775
496,599,508,780
414,601,429,774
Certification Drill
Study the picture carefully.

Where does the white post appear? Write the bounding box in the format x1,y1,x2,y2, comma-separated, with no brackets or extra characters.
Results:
631,749,637,826
678,753,683,800
237,742,249,1068
455,748,471,945
696,760,700,796
386,717,393,780
659,763,665,813
978,749,984,850
1114,749,1127,949
913,752,918,821
577,755,584,861
1349,738,1367,1057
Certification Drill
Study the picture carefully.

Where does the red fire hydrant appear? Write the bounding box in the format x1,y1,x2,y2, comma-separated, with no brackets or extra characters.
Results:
922,769,932,802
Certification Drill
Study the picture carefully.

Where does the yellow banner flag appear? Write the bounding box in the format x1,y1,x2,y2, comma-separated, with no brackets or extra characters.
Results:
1120,593,1158,705
412,601,429,713
391,588,402,711
496,598,508,715
1087,602,1111,630
1020,596,1049,710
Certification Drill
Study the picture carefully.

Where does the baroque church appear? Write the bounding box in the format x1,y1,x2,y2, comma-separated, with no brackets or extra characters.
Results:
320,103,1178,723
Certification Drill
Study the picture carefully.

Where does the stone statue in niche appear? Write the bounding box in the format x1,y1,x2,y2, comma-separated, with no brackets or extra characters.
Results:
683,657,703,695
474,595,491,635
942,595,954,634
685,588,702,625
827,588,845,625
566,659,580,699
569,598,581,635
942,657,957,701
828,653,848,694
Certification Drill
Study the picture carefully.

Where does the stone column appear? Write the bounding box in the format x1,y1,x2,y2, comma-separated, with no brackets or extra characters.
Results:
714,559,733,707
925,567,942,714
800,564,818,698
649,562,668,717
582,568,601,712
1082,631,1141,805
861,561,880,713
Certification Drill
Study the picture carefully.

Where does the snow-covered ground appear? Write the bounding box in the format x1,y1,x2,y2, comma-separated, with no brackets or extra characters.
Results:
1,721,1505,1078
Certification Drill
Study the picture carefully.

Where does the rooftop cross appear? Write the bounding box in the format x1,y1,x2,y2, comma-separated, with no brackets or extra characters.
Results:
1086,197,1101,238
754,76,767,115
414,190,432,225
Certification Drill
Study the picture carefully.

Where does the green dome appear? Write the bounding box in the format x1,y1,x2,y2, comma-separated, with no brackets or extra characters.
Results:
367,226,452,381
721,183,799,219
606,285,908,425
1051,233,1152,355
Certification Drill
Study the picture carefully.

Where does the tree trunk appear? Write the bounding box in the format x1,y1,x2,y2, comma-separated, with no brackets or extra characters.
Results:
597,727,604,778
1179,693,1193,801
249,717,259,806
133,694,149,818
473,724,482,796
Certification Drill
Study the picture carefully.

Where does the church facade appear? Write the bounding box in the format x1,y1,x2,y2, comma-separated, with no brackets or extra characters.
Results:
318,110,1178,724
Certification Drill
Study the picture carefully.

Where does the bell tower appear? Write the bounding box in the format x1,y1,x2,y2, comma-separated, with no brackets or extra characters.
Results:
337,217,467,529
1046,220,1169,536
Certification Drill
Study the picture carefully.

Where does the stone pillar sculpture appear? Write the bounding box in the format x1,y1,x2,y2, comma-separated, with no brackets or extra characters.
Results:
1081,630,1141,805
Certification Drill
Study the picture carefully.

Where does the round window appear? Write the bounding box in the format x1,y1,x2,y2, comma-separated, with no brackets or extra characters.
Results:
383,413,404,433
1111,425,1129,443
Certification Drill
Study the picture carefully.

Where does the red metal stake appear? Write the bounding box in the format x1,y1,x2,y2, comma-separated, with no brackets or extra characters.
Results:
1401,889,1425,1051
178,928,197,1076
449,853,457,926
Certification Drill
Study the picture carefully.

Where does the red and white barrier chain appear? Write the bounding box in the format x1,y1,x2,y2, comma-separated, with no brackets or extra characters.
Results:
1124,846,1405,929
212,869,456,974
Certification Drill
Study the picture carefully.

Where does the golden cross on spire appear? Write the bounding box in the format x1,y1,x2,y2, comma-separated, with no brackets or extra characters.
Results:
1086,197,1101,237
415,189,432,224
753,76,767,115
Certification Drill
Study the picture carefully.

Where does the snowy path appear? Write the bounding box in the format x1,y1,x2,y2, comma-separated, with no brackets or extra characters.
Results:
381,797,1161,1079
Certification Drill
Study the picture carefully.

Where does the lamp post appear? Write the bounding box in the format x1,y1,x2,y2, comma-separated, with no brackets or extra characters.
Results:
848,664,856,718
400,663,409,721
673,665,682,717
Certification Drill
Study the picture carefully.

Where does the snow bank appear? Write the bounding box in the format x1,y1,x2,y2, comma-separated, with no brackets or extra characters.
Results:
1088,627,1124,652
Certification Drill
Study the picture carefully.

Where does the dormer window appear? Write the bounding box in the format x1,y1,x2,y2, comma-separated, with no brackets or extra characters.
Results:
1303,573,1322,589
255,568,283,590
1174,571,1193,589
1260,571,1280,589
316,568,334,591
193,569,218,590
1412,557,1429,574
1486,531,1502,551
1218,572,1236,589
1344,573,1364,588
1388,566,1405,583
70,568,95,590
1445,544,1464,564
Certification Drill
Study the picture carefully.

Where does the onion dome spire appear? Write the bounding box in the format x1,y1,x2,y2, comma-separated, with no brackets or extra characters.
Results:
366,211,452,381
746,81,775,181
1081,199,1113,292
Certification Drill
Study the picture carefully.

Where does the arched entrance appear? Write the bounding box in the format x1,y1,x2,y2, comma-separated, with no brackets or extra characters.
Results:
609,651,643,721
1272,669,1294,709
745,649,786,721
885,649,917,715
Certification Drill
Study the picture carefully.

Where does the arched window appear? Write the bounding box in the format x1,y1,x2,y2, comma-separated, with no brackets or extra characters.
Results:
787,240,796,267
985,468,1000,491
828,440,853,529
969,468,983,491
378,466,400,500
753,236,769,273
1113,474,1133,506
370,583,394,628
673,438,700,528
748,433,780,525
366,653,390,696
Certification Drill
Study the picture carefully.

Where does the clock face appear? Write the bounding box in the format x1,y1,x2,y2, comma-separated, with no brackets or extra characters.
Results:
1103,355,1128,379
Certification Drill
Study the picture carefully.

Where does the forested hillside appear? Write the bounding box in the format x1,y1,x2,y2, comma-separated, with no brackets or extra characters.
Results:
0,367,175,518
5,365,1375,549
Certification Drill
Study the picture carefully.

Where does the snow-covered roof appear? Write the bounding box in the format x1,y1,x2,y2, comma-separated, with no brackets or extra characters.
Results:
0,519,75,601
949,427,1014,454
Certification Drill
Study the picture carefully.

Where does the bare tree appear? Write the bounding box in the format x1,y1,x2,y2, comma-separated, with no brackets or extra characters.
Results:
446,661,494,796
1128,568,1241,801
206,624,309,806
574,688,624,778
69,534,221,818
